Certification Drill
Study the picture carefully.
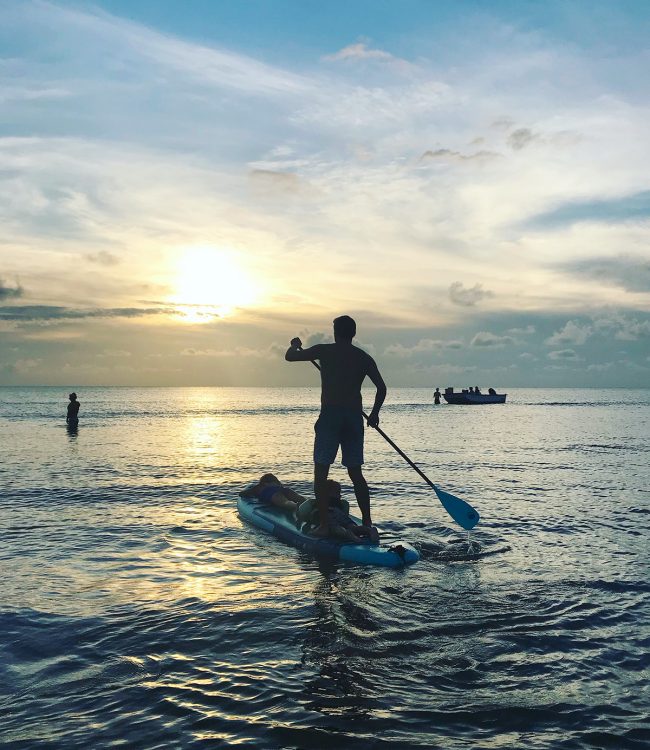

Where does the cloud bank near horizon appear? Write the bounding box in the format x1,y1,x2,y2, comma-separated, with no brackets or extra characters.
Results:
0,0,649,386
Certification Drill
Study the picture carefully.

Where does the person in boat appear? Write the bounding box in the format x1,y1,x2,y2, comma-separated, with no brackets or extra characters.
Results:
468,386,474,393
474,386,481,394
488,387,496,395
434,387,441,405
297,480,380,544
66,392,80,426
285,315,386,539
240,473,306,518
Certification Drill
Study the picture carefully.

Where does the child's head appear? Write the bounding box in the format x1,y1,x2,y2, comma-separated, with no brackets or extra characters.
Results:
259,473,280,485
326,479,343,507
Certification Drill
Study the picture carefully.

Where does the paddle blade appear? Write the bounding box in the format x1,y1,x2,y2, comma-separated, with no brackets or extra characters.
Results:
434,485,480,530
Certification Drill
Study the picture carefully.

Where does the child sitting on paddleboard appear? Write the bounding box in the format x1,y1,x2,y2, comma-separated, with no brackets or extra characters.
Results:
240,473,306,518
298,480,380,544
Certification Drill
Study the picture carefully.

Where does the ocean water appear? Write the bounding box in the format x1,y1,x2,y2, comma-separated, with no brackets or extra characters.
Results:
1,387,649,750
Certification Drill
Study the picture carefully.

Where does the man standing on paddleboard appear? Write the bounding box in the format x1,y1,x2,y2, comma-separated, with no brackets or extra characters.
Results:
285,315,387,538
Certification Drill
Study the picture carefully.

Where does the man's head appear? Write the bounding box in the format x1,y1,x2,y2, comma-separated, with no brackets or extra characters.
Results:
333,315,356,342
260,473,280,485
69,392,77,401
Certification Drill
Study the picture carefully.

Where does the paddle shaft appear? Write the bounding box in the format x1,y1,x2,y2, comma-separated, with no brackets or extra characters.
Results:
307,357,437,489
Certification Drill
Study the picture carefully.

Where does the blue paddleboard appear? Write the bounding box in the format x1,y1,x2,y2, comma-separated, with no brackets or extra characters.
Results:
237,496,419,568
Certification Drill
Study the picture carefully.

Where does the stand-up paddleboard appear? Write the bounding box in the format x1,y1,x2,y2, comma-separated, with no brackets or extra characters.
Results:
237,496,419,568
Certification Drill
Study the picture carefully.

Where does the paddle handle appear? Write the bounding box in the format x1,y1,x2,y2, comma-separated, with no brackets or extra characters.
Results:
306,355,436,489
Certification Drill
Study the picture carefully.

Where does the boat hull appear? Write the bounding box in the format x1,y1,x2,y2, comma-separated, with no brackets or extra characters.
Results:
443,393,506,404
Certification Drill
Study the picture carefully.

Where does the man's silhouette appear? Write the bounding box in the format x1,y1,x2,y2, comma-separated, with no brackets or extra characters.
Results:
285,316,386,538
66,392,80,427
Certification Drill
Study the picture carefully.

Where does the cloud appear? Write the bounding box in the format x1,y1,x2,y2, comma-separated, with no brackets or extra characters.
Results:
97,349,132,358
322,42,413,72
86,251,120,266
491,117,515,131
507,128,539,150
249,169,303,195
181,344,281,358
0,279,24,300
525,190,650,229
2,2,650,388
39,2,311,97
508,325,536,335
1,357,42,374
0,85,71,104
545,320,592,346
593,312,650,341
587,362,614,372
324,42,395,63
384,338,463,357
548,348,579,360
559,255,650,293
587,358,649,373
470,331,515,348
419,148,500,164
297,330,333,347
22,328,84,340
406,362,477,377
613,319,650,340
506,126,579,152
0,305,174,321
449,282,494,307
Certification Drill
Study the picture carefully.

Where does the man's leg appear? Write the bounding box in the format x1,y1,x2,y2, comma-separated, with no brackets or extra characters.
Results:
313,408,338,536
313,462,331,534
347,465,372,527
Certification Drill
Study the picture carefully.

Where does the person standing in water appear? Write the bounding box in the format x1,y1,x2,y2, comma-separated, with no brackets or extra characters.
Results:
66,392,80,427
285,315,387,538
434,387,441,405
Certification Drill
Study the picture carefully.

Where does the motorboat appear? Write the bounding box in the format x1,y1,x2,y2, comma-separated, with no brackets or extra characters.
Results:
443,387,507,404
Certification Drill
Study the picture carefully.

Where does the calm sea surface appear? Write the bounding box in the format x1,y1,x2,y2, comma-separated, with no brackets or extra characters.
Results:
1,387,649,749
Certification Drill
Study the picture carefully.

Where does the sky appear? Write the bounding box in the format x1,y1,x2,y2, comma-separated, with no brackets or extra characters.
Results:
1,0,649,387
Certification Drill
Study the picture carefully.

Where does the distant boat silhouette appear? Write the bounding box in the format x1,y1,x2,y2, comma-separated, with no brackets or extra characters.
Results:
443,387,506,404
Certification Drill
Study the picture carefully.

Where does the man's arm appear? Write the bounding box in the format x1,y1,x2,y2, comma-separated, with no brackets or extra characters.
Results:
365,359,387,428
285,337,323,362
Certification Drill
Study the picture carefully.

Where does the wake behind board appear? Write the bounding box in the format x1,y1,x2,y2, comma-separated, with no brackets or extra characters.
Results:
237,496,419,568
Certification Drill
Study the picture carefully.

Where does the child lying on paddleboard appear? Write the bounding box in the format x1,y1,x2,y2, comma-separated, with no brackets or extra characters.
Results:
239,473,306,517
298,480,380,544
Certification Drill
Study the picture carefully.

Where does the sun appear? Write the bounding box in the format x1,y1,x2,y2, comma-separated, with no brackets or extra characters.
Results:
171,246,258,322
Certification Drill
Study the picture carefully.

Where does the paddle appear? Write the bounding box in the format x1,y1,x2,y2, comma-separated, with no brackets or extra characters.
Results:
304,354,480,530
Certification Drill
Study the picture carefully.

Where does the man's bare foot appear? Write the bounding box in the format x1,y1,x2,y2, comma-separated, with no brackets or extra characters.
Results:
368,526,380,545
308,524,330,538
341,528,362,543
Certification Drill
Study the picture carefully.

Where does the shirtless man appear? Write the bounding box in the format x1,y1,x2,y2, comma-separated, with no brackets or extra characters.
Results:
66,392,80,427
285,315,387,538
